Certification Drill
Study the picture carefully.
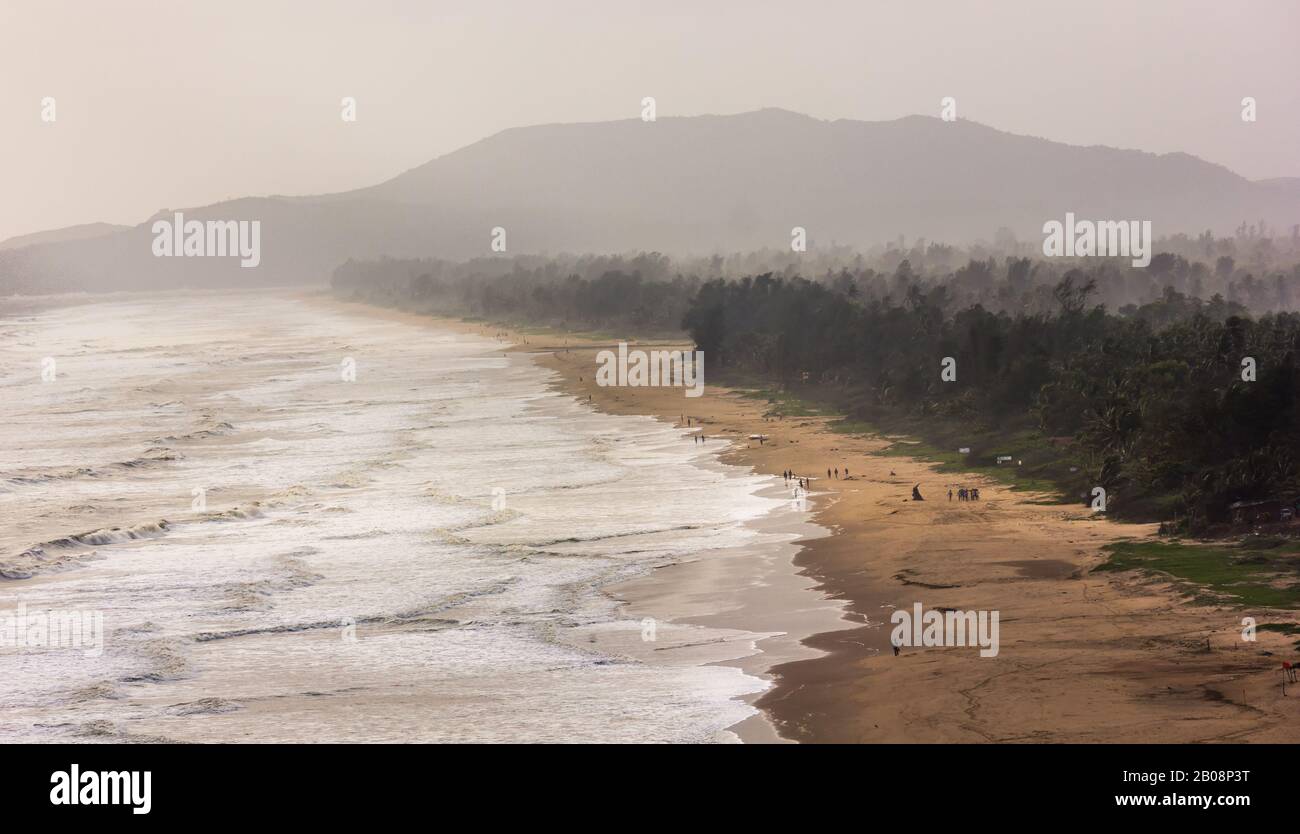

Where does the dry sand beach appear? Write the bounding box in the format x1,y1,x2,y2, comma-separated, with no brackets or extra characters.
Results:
375,308,1300,744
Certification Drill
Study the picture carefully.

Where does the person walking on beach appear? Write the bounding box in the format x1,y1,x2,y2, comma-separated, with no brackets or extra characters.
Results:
948,488,953,501
834,467,839,479
827,468,832,480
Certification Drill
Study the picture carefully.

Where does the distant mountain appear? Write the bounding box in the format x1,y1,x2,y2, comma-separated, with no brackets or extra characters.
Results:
0,222,130,251
4,108,1297,292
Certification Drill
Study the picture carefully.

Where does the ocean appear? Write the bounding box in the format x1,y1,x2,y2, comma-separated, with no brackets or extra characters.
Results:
0,292,837,742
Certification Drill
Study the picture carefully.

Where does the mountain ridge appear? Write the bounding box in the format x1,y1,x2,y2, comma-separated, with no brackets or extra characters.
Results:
3,108,1296,292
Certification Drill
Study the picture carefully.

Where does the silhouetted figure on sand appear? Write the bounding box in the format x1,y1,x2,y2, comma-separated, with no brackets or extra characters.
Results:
911,484,924,501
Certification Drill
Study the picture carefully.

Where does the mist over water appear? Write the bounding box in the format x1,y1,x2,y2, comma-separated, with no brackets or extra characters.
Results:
0,292,812,742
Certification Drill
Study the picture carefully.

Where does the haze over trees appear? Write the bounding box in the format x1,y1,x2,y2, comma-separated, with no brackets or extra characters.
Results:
336,245,1300,530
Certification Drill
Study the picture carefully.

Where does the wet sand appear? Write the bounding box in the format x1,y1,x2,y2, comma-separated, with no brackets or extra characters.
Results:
318,296,1300,743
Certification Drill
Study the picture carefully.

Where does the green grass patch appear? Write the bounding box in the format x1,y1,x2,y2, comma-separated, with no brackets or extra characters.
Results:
741,389,822,417
1095,539,1300,609
832,420,1070,497
710,373,824,417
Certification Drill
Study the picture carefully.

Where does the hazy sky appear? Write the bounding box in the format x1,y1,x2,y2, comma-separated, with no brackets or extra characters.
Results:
3,0,1297,242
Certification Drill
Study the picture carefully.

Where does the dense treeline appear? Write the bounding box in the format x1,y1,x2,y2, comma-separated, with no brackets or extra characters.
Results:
331,231,1300,321
332,253,696,333
333,244,1300,529
685,273,1300,528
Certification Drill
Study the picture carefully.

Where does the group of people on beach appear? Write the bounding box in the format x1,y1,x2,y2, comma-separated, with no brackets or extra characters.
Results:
782,467,851,490
678,415,710,443
949,486,980,501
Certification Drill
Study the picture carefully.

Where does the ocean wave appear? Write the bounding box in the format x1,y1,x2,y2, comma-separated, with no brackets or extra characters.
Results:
166,697,242,716
1,520,170,579
152,420,235,443
525,522,708,547
120,637,188,683
320,528,389,541
218,548,323,612
70,719,179,744
204,503,264,522
58,520,172,547
2,449,182,489
198,580,518,643
267,484,311,504
65,682,120,702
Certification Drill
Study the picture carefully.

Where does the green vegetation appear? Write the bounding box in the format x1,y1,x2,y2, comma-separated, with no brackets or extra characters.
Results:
1096,540,1300,608
866,431,1067,496
685,274,1300,528
732,385,823,418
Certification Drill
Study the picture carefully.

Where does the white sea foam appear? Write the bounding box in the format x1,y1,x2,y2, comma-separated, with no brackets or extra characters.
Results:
0,292,828,742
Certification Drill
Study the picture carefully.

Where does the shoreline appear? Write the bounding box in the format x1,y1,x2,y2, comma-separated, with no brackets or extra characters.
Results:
303,295,850,742
311,294,1300,742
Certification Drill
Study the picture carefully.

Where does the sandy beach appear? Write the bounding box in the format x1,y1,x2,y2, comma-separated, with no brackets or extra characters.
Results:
316,296,1300,743
496,328,1300,742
